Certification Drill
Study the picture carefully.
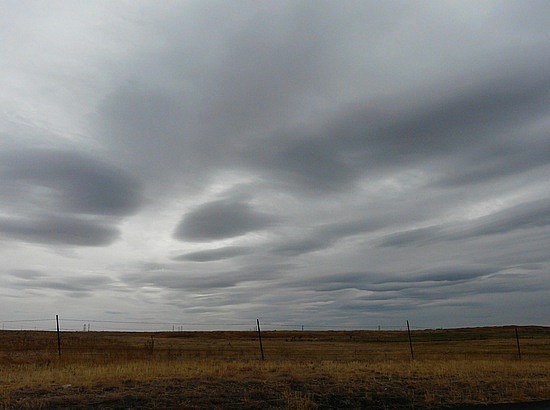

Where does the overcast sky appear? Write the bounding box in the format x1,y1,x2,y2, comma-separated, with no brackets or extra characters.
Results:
1,1,549,331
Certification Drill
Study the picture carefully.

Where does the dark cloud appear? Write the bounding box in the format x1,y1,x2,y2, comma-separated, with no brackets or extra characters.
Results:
271,237,332,256
377,226,444,248
466,198,550,237
0,149,142,247
93,2,338,192
91,3,428,194
378,197,550,248
243,131,359,193
174,198,277,242
8,269,46,280
0,149,142,216
96,86,196,184
374,68,550,157
395,266,501,283
90,1,550,208
271,218,386,256
0,215,119,246
173,246,251,262
125,269,257,292
237,60,550,193
8,270,114,294
290,267,548,321
437,137,550,187
293,266,498,294
119,261,292,310
307,272,374,292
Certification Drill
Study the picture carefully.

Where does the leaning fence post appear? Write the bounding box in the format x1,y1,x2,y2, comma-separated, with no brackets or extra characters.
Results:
515,328,522,360
256,319,265,360
56,315,61,358
407,320,414,360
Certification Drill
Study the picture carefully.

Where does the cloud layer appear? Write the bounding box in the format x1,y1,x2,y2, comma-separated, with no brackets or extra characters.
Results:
1,1,549,329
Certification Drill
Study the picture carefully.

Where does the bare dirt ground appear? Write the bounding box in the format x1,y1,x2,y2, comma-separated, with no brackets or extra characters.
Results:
454,402,550,410
6,377,550,409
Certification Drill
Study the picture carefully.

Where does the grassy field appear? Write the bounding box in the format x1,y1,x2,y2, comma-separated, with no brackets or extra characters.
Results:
0,326,549,409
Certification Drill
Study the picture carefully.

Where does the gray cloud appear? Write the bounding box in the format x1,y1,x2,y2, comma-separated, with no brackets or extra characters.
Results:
93,1,338,193
0,149,142,247
391,266,502,284
290,265,500,294
0,149,142,216
173,246,251,262
88,1,550,212
378,197,550,248
271,218,386,256
377,226,444,248
243,131,359,193
0,215,119,246
174,198,277,242
437,136,550,187
8,269,46,280
8,270,114,295
234,55,550,194
271,237,333,257
118,260,293,313
124,268,267,292
467,198,550,236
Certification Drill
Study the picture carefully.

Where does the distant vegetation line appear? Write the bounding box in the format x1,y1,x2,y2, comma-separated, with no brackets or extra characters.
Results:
0,315,546,332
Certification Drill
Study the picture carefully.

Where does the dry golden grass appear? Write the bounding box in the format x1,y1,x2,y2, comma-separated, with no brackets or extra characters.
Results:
0,326,549,409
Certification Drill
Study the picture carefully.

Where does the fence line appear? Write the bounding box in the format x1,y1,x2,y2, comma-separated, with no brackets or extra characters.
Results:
1,320,546,363
0,316,425,332
1,316,543,333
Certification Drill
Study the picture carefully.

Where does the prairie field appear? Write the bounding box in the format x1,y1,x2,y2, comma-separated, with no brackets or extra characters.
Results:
0,326,549,409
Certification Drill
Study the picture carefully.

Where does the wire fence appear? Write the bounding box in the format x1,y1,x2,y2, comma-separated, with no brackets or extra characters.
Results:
1,316,548,363
0,316,419,332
